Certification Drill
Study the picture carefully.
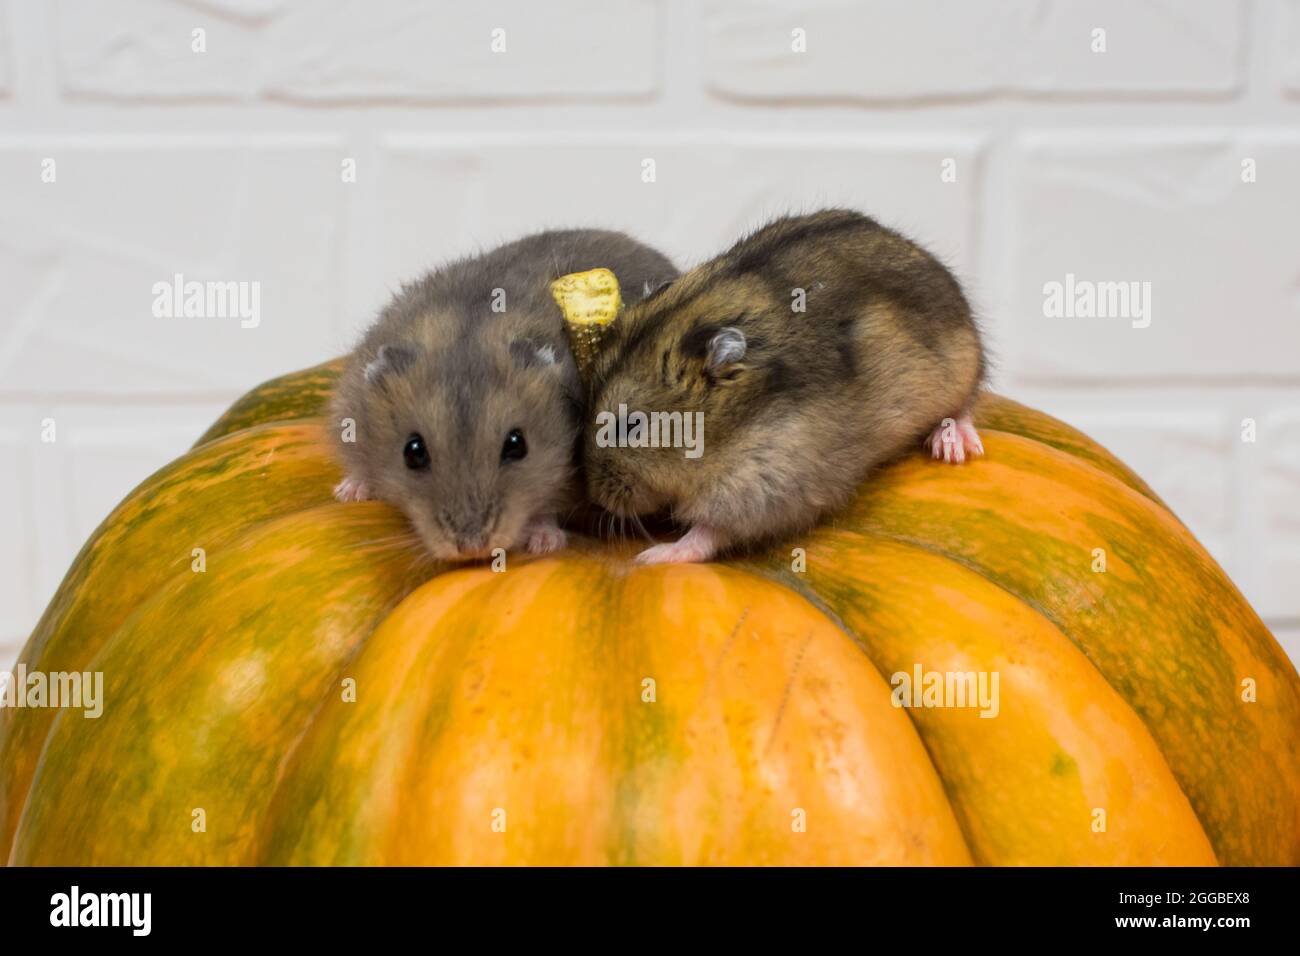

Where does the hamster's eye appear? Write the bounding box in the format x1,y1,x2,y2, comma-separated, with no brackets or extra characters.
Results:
403,433,430,471
501,428,527,463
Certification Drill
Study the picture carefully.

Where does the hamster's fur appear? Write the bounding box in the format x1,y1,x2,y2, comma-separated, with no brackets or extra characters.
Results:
332,229,677,561
585,209,986,564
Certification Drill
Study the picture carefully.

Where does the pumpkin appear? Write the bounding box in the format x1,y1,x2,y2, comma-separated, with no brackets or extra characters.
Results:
1,361,1297,866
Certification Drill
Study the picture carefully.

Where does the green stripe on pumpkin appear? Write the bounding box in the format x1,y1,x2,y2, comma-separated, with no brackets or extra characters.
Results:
193,360,343,448
822,432,1300,865
0,422,342,861
10,504,433,865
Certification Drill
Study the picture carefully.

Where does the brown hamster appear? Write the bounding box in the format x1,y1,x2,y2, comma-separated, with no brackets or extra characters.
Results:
585,208,986,564
332,229,677,562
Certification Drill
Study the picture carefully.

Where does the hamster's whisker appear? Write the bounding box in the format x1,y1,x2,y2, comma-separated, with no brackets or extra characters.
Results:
382,538,440,566
629,511,656,545
348,532,425,549
559,500,584,526
341,532,444,567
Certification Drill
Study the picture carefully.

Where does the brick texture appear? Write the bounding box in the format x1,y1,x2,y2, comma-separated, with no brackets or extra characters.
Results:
702,0,1244,102
54,0,662,102
1009,132,1300,381
369,133,982,315
1,0,1296,667
0,137,348,394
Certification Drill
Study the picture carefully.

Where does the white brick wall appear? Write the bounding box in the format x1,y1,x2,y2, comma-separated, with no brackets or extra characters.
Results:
702,0,1247,99
1,0,1298,668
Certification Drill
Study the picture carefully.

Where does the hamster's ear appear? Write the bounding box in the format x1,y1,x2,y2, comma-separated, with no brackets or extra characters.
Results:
641,277,674,302
364,343,417,385
706,327,747,369
509,337,560,371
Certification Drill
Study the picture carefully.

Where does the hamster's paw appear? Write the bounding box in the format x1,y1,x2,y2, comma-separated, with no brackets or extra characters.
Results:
333,476,373,502
926,414,984,465
525,515,568,555
634,525,718,565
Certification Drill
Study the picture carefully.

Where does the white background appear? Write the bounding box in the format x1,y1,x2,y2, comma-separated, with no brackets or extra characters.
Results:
1,0,1298,666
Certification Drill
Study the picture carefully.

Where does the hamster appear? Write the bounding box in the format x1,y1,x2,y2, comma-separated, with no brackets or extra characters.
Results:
332,229,677,562
584,208,986,564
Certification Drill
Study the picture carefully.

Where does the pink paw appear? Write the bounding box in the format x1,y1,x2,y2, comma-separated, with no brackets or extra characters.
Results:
634,525,718,565
333,475,373,502
525,517,568,555
926,415,984,465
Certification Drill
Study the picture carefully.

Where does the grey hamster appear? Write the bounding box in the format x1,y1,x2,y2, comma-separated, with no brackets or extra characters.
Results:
332,228,677,562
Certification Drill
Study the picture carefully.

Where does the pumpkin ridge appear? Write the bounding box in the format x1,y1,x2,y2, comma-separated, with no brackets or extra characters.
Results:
257,525,449,865
193,360,343,448
732,557,980,863
957,426,1164,521
256,556,971,864
259,566,524,864
596,561,673,865
10,502,433,865
834,432,1300,864
25,423,319,631
971,394,1165,507
0,421,348,860
746,528,1217,864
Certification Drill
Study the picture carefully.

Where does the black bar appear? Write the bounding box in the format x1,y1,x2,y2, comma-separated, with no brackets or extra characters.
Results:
0,866,1293,942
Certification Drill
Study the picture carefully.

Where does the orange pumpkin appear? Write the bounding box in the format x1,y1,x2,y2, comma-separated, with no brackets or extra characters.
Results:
1,362,1297,865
